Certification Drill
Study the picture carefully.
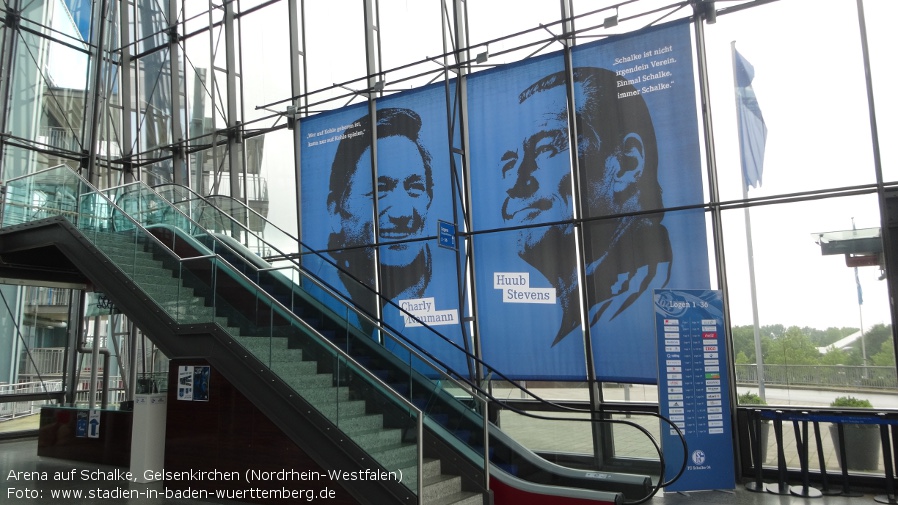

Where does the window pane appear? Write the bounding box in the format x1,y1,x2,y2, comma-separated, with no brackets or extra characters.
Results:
706,0,876,201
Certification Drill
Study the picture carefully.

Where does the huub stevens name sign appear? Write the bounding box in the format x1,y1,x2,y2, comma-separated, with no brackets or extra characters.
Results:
493,272,556,304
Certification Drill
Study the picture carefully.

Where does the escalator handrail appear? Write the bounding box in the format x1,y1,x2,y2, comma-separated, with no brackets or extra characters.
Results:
149,185,608,410
10,168,427,424
149,183,687,499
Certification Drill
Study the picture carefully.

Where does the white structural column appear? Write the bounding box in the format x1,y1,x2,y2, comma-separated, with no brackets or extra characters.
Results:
224,0,244,206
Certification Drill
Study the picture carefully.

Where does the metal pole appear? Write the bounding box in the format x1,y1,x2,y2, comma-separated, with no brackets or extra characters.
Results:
416,413,423,503
731,42,766,400
854,0,894,383
742,183,766,399
168,0,186,187
88,315,100,410
0,0,22,183
119,0,135,182
363,0,384,329
84,0,110,185
128,322,138,398
289,0,306,245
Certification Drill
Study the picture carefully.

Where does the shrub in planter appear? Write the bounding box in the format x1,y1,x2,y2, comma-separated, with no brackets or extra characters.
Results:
830,396,873,408
738,391,766,405
829,396,880,472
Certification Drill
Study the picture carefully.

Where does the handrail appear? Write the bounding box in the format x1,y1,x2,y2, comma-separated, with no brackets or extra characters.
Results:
151,185,621,410
4,168,684,501
151,183,687,500
179,253,425,417
3,167,427,496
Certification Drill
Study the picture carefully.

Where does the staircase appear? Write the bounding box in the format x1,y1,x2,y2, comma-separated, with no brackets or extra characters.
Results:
1,166,655,505
235,335,482,505
92,228,486,505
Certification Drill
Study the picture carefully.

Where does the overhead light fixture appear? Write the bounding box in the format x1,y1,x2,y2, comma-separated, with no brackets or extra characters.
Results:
604,15,618,28
476,50,488,64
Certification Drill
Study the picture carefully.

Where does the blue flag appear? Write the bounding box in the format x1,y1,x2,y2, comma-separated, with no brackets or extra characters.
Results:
733,48,767,189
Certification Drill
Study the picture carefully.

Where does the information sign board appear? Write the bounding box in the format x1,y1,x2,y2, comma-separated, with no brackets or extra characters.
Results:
655,289,735,492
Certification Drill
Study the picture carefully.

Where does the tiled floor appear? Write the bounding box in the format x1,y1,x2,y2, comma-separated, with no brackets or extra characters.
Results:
657,488,887,505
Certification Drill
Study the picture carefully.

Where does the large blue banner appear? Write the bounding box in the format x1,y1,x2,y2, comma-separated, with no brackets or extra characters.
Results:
467,19,709,381
467,51,587,380
300,84,469,373
300,20,709,382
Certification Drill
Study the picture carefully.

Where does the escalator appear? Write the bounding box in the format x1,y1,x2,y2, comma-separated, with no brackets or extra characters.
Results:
0,166,685,504
148,182,686,502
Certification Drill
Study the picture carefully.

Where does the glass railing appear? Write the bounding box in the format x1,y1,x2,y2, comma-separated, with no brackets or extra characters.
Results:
2,166,425,497
148,184,686,502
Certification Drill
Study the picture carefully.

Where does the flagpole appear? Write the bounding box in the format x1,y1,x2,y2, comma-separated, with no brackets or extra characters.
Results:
742,177,766,400
732,41,766,401
852,218,868,376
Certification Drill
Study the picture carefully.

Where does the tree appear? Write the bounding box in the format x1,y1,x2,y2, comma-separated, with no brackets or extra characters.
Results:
847,324,891,365
871,338,896,367
803,326,859,348
820,346,857,366
731,324,778,363
764,326,821,365
734,350,752,365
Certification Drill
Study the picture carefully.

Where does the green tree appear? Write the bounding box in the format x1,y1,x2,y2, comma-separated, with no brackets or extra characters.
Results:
803,326,858,348
731,326,756,362
764,326,821,365
731,324,778,363
734,350,752,365
820,346,857,366
848,324,891,365
871,338,896,366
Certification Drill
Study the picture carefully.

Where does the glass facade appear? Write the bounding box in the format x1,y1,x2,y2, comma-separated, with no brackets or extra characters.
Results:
1,0,897,484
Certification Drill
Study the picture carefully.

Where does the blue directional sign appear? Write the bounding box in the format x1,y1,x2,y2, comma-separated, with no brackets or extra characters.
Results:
655,289,735,492
75,410,88,438
438,220,456,250
88,410,101,438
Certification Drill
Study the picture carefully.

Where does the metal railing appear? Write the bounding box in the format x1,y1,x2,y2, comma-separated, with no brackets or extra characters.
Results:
26,286,72,306
0,381,63,420
736,364,898,390
18,348,67,376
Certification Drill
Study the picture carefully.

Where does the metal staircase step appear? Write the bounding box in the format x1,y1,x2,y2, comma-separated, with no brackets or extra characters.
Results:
285,373,334,389
367,443,418,469
422,473,464,503
270,360,318,376
234,336,299,362
353,427,404,453
429,490,484,505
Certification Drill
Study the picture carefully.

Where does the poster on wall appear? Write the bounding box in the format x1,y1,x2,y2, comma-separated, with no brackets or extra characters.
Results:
467,19,709,381
300,84,469,373
177,365,210,402
654,289,735,492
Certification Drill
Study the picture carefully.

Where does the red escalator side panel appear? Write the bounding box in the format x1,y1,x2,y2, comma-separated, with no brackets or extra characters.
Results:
490,476,618,505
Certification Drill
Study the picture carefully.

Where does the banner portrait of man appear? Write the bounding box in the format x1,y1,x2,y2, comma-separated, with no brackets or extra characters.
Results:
468,20,709,382
301,84,468,373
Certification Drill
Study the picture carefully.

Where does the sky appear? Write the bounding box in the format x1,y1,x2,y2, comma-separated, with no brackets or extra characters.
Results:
700,0,897,330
